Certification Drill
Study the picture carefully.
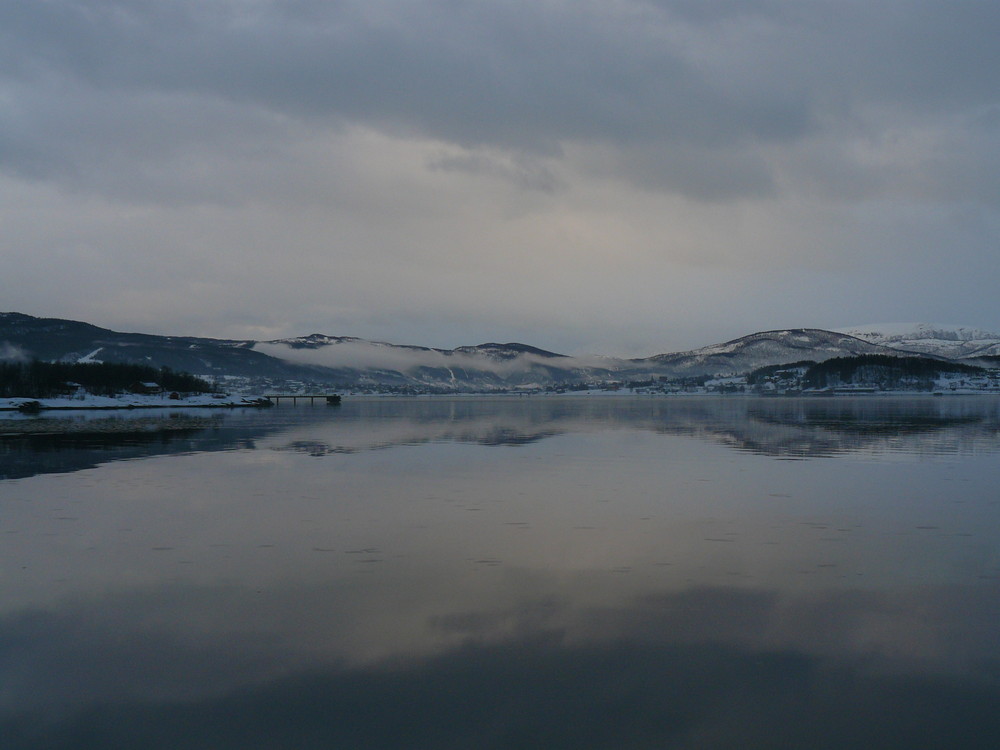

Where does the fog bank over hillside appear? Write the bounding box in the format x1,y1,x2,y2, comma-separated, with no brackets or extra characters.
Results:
253,340,626,376
3,313,998,392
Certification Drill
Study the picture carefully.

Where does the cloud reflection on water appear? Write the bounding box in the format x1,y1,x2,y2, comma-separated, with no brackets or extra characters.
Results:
3,578,1000,748
3,397,1000,747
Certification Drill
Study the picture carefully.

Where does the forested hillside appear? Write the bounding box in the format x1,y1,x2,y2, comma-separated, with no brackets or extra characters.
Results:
0,361,213,399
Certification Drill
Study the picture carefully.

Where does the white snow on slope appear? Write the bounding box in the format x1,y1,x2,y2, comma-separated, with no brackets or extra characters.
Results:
837,323,1000,359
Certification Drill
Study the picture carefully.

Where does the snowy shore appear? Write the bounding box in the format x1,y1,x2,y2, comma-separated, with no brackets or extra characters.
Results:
0,393,270,412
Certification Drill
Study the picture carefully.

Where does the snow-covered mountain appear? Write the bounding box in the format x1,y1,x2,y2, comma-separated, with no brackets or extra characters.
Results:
253,336,620,389
837,323,1000,361
255,328,928,386
0,312,329,380
3,312,997,391
636,328,909,376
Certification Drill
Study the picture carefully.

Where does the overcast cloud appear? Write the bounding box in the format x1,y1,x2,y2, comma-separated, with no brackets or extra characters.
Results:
1,0,998,355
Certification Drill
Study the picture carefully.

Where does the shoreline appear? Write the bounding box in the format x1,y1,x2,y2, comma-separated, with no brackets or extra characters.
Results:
0,395,273,413
0,402,269,412
7,389,1000,408
4,389,998,415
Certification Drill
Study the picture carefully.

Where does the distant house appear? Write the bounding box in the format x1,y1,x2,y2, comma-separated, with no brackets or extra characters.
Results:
130,382,163,395
57,381,84,396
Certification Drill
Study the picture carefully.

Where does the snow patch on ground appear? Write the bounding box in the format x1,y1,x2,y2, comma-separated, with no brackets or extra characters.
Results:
0,393,269,413
77,348,104,363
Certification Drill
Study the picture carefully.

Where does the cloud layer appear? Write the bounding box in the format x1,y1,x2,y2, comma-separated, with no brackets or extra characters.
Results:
2,1,998,353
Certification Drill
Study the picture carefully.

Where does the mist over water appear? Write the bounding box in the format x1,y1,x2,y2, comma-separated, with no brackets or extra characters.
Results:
3,397,1000,748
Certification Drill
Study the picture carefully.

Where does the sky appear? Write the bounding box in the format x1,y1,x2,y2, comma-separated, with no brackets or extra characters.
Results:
1,0,998,357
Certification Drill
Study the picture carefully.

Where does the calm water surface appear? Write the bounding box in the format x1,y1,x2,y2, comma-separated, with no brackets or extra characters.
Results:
3,397,1000,748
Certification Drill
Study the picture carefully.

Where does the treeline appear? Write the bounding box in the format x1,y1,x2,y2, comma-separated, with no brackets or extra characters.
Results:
0,360,213,398
801,355,982,389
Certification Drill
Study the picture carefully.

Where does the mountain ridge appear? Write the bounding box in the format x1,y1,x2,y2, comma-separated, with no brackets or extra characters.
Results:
2,313,995,391
836,323,1000,360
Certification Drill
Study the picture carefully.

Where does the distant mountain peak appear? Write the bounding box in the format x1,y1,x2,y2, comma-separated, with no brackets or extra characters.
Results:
839,322,1000,339
643,328,911,375
837,323,1000,360
270,333,364,349
454,342,566,360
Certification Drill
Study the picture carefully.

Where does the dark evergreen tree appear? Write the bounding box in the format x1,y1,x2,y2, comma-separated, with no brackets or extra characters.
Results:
0,361,213,398
802,355,981,390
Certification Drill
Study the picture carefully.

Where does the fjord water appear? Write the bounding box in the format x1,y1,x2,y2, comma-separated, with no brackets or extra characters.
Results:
3,397,1000,748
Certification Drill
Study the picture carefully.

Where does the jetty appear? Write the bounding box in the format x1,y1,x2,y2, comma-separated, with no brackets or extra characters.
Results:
264,394,342,405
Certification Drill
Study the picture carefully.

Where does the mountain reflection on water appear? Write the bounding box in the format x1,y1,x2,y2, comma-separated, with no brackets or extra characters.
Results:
4,397,1000,480
209,395,1000,459
3,396,1000,748
0,407,330,480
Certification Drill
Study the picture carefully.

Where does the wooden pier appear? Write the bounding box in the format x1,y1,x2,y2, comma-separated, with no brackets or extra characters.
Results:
264,394,342,405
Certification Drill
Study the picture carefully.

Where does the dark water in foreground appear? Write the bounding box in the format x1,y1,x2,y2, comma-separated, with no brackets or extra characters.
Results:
2,396,1000,748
